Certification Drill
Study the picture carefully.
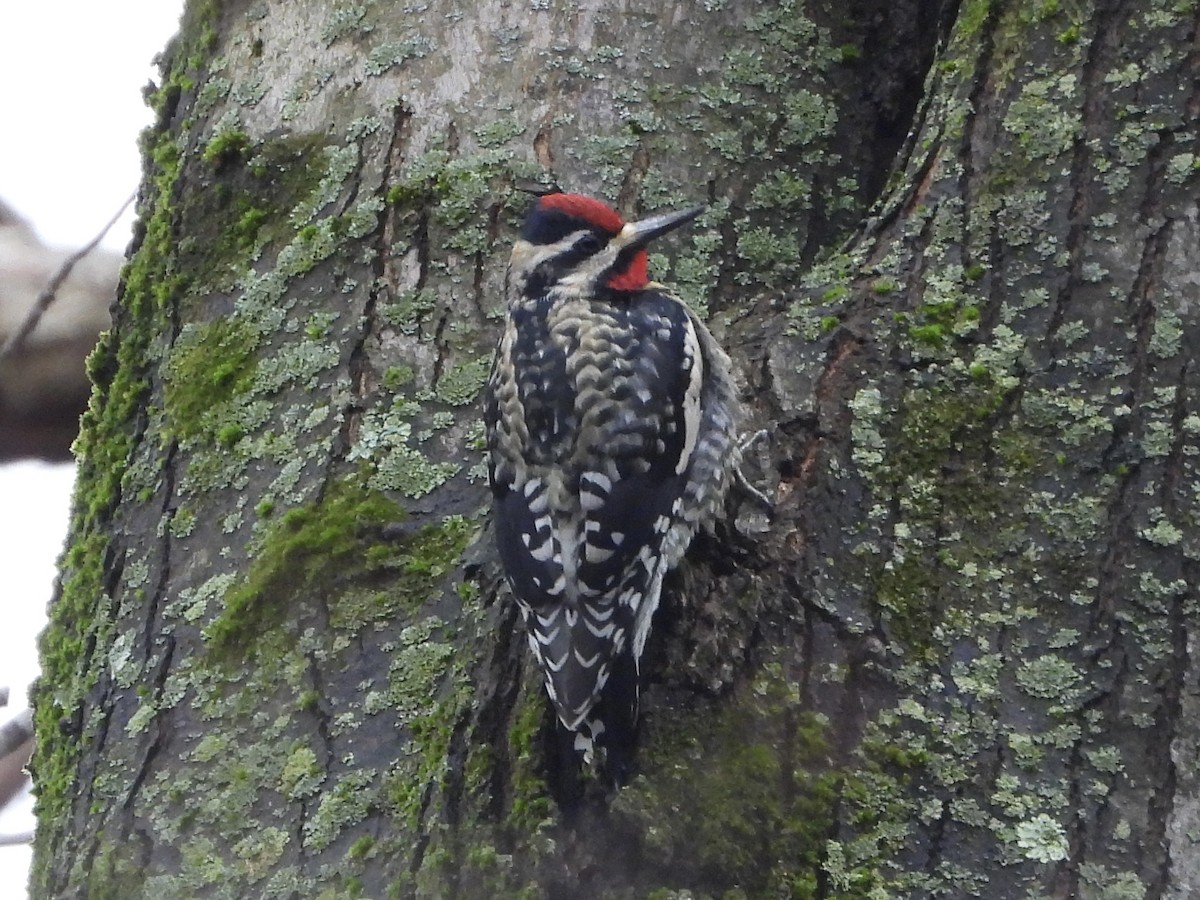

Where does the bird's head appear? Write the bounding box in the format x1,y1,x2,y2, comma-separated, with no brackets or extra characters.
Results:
510,193,704,300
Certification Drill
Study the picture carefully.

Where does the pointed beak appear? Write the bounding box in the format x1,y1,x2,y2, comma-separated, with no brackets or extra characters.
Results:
618,204,706,250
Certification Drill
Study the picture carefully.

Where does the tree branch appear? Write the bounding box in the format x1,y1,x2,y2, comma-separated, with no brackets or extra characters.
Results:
0,193,134,362
0,709,33,760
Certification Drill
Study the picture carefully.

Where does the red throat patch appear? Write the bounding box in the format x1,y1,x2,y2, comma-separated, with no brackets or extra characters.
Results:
606,250,650,292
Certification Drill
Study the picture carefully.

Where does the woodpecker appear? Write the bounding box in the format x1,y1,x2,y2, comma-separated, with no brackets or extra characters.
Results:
483,193,744,780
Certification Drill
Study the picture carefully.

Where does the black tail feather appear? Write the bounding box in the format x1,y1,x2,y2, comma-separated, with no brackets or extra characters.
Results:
594,646,640,787
546,715,584,818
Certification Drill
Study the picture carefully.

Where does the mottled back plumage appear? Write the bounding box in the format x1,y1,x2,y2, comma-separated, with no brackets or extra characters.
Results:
483,193,742,777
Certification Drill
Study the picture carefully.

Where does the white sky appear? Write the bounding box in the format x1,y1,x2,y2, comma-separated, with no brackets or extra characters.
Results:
0,3,185,252
0,2,184,891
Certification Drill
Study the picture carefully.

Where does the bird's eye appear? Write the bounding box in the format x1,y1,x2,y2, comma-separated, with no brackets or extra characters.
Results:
576,233,604,254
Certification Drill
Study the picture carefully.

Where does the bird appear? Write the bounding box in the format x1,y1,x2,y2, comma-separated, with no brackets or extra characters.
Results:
483,192,747,782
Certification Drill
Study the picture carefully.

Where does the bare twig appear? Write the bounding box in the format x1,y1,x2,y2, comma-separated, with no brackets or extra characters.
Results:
0,192,135,362
0,831,34,847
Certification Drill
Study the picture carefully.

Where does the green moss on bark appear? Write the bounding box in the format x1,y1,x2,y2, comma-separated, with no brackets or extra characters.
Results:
615,661,839,898
163,316,259,443
29,2,222,892
205,477,406,653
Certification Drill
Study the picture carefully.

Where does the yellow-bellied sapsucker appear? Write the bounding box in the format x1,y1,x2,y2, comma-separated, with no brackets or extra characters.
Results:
483,193,744,781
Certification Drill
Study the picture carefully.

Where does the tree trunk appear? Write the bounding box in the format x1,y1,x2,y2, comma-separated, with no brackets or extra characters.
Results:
31,0,1200,897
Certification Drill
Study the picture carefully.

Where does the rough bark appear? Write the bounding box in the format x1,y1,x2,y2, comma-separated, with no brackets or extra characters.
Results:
31,0,1200,898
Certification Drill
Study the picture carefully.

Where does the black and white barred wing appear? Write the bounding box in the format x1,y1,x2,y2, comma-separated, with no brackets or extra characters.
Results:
484,288,740,734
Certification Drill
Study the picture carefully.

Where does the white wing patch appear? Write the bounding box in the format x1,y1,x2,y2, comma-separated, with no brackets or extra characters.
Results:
585,544,615,563
675,314,705,475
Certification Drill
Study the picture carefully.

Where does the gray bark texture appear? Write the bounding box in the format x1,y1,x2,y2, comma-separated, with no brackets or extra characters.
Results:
30,0,1200,898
